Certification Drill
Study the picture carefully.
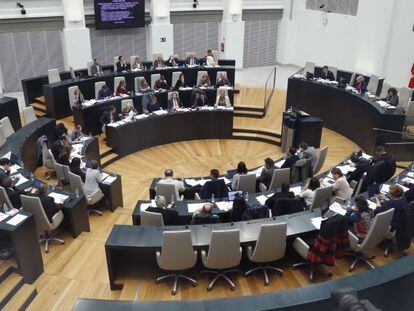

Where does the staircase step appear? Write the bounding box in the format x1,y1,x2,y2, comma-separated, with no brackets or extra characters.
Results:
233,111,264,118
34,96,45,104
101,152,121,168
233,128,281,138
0,261,17,283
30,102,46,111
0,273,24,309
3,284,37,311
232,132,281,146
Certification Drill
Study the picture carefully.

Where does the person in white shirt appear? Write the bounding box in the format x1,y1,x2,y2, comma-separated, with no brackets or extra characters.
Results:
327,168,353,200
232,162,248,190
84,160,103,196
205,49,216,66
157,169,185,200
299,177,321,207
215,89,231,108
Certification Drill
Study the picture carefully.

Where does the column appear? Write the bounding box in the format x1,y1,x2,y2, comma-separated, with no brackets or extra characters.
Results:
220,0,245,68
276,0,296,65
61,0,92,70
147,0,174,61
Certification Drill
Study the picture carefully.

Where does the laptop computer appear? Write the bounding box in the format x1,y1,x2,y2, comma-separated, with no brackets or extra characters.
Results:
228,190,243,201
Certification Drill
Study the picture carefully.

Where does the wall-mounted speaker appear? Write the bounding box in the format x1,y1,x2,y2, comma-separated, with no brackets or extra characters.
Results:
229,0,242,15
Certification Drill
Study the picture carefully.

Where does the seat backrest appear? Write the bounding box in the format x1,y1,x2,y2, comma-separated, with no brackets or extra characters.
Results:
54,162,66,182
121,99,133,111
68,86,78,108
171,71,182,84
237,173,256,193
367,74,380,95
269,168,290,191
349,72,356,86
251,223,287,262
0,117,14,138
48,68,61,83
197,71,208,84
0,186,13,211
48,148,57,168
353,173,366,197
141,210,164,226
328,66,337,80
114,76,126,91
113,56,119,71
21,194,52,234
304,62,315,75
62,165,70,180
206,229,241,269
379,82,391,98
41,142,53,169
134,77,145,93
130,55,138,67
360,208,394,252
151,74,161,89
158,230,196,270
22,107,37,125
155,183,177,204
87,60,94,76
95,81,106,99
0,125,6,148
68,171,86,197
313,146,328,175
272,198,303,216
405,101,414,122
310,186,333,210
399,87,414,111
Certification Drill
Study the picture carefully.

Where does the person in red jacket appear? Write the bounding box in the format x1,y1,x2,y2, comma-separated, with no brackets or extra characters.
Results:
409,63,414,89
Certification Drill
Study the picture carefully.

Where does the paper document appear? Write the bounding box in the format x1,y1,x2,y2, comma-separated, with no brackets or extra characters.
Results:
13,174,29,187
103,176,117,185
101,172,110,180
6,214,28,226
216,201,233,211
367,200,377,210
329,202,347,216
291,186,302,196
140,202,152,212
381,184,390,194
187,203,205,213
0,212,8,222
152,110,168,116
220,177,231,185
255,194,269,206
402,177,414,184
250,167,264,178
322,177,335,187
48,192,70,204
311,217,323,230
274,159,285,168
361,153,372,160
6,209,19,217
185,179,200,187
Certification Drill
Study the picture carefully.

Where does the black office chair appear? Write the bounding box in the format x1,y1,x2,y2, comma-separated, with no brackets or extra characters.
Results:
271,198,304,217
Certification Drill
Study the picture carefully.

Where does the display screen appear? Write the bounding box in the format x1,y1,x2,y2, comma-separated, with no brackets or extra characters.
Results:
94,0,145,29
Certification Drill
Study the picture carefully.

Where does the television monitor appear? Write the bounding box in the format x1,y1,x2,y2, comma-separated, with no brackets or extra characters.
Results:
94,0,145,30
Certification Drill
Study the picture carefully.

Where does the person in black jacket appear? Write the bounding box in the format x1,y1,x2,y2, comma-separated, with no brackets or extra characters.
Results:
69,157,86,182
281,147,300,169
265,183,295,209
0,158,12,185
375,184,407,232
51,135,69,161
199,169,228,200
37,184,62,222
346,153,369,184
116,55,128,72
366,146,396,195
230,196,249,222
174,73,188,90
2,177,23,210
145,195,179,225
319,65,335,81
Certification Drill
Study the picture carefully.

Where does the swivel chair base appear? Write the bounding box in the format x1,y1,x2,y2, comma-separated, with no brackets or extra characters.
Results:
201,269,239,291
245,266,283,286
155,272,196,295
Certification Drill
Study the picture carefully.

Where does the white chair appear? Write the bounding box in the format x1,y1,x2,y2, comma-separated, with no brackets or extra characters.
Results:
347,208,394,271
113,56,119,71
156,230,197,295
151,74,161,89
259,168,290,193
22,107,37,125
367,74,380,95
310,186,333,210
54,162,69,189
141,210,164,226
245,223,286,285
404,101,414,129
328,66,337,80
171,71,182,85
68,86,78,111
379,82,391,98
304,62,315,75
121,99,133,111
68,171,104,216
0,117,14,138
201,229,242,291
349,73,357,86
0,126,6,148
21,195,64,253
130,55,138,67
313,146,328,175
95,81,106,99
197,71,208,85
48,68,60,84
399,87,414,111
0,186,13,211
87,60,94,76
155,183,183,205
134,76,145,93
114,76,126,92
351,173,366,197
236,173,256,193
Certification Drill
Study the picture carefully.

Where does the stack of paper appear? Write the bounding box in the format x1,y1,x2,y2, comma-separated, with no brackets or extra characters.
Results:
402,177,414,184
329,202,347,216
102,176,117,185
0,212,8,222
377,100,390,108
140,202,153,211
381,184,390,194
152,110,168,116
255,194,269,206
407,172,414,178
184,179,200,187
216,201,233,211
6,214,28,226
187,203,205,213
250,167,264,178
274,159,285,168
48,192,70,204
13,174,28,187
10,164,21,175
368,200,377,210
291,186,302,196
311,217,323,230
134,114,149,120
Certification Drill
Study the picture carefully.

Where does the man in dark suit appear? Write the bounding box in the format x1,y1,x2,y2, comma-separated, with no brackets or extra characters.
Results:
199,169,228,200
0,158,12,185
281,147,300,169
116,55,128,72
167,92,183,111
319,65,335,81
192,91,209,108
346,153,369,184
2,177,23,210
257,158,275,191
37,184,62,222
185,53,199,67
165,54,179,67
366,146,396,195
265,183,295,208
90,58,103,76
145,195,179,225
98,84,112,99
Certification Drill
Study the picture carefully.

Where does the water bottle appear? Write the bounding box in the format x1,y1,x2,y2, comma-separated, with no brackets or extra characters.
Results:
245,191,249,201
3,203,9,213
75,188,80,198
211,193,215,203
89,132,92,138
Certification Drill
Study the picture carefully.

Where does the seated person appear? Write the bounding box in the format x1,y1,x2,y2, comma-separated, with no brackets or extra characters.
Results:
375,184,408,232
52,135,69,161
2,177,23,209
72,88,84,107
319,65,335,81
131,56,143,71
165,54,179,67
299,177,320,207
298,142,318,171
139,78,151,93
265,183,295,208
57,145,72,166
144,95,161,113
204,49,216,66
199,169,228,200
230,195,249,222
242,203,270,221
354,75,367,93
37,184,62,222
69,157,86,182
381,87,399,107
122,102,137,118
84,160,102,196
146,195,179,226
90,58,103,76
191,202,220,225
157,169,185,200
100,106,119,133
0,158,12,185
70,125,82,142
215,89,231,108
98,84,112,100
198,74,211,87
326,168,353,200
404,183,414,203
167,92,183,111
154,75,168,90
365,146,396,195
192,91,209,108
216,73,230,87
115,80,128,96
231,161,248,191
257,158,275,191
346,196,374,241
174,73,188,90
346,153,369,184
185,52,199,67
55,123,68,138
116,55,128,72
153,56,165,69
281,147,300,169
